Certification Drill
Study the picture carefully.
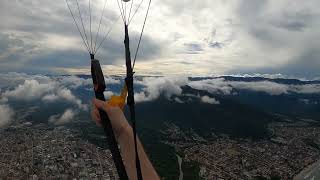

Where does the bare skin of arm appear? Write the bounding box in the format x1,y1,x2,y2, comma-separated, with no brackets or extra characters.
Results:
91,98,160,180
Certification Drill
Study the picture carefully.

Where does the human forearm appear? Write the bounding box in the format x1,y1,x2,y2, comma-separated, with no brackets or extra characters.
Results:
118,126,160,180
92,99,159,180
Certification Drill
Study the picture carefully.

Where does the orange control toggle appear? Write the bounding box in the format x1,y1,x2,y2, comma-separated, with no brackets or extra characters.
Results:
107,85,128,110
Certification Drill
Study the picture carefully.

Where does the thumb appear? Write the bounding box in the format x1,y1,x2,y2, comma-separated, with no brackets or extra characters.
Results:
92,98,111,113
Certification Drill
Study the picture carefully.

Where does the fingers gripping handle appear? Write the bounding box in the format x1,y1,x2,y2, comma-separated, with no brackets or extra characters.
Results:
91,59,129,180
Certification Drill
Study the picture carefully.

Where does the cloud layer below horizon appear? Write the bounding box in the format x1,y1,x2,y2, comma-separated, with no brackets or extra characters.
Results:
1,73,319,127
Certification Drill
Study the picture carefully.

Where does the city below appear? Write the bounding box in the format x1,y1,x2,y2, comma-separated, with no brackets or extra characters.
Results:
0,118,319,179
0,124,118,179
161,119,320,179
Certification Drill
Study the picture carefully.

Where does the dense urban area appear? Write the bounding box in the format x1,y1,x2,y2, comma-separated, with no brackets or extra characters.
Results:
162,120,320,179
0,123,118,179
0,117,319,179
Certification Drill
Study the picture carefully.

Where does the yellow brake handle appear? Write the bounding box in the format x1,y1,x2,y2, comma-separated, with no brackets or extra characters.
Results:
107,85,128,110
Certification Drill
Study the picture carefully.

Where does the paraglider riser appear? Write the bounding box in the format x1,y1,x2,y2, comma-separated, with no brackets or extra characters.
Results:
124,24,143,180
91,57,129,180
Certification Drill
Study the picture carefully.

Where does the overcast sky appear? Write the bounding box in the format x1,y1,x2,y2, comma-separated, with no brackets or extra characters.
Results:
0,0,320,78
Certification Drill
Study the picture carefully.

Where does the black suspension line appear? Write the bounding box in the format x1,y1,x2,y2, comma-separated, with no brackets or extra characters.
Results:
93,0,108,53
121,0,126,23
128,0,134,23
75,0,90,52
116,0,126,23
124,24,143,180
94,14,121,55
66,0,90,53
66,1,130,179
124,2,127,23
117,1,152,179
89,0,93,53
133,0,151,69
128,0,144,25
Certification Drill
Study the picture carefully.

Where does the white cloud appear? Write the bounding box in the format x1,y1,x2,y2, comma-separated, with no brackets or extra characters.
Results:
3,79,54,100
1,73,320,110
174,97,184,104
105,77,121,84
290,84,320,94
48,108,77,125
42,89,88,111
188,78,234,95
200,96,220,105
227,73,286,79
230,81,289,95
1,74,89,111
133,76,320,103
42,94,59,102
56,88,88,111
59,76,92,89
188,78,320,96
0,104,14,128
104,91,114,99
135,76,188,103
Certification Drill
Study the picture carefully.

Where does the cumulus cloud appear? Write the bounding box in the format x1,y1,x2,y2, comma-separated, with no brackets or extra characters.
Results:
55,88,88,110
201,96,220,105
42,88,88,111
290,84,320,94
174,97,184,104
135,76,188,103
42,94,59,102
1,73,88,110
230,81,289,95
1,73,320,109
105,77,121,84
3,79,54,100
48,108,77,125
188,78,320,96
128,76,320,103
189,78,234,95
0,104,14,128
104,91,114,99
59,76,92,89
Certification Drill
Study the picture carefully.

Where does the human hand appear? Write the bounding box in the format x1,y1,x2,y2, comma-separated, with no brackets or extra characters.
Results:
91,98,131,139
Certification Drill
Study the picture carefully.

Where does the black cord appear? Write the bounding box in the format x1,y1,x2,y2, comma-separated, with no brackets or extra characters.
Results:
124,24,143,180
94,14,121,55
75,0,90,53
93,0,108,52
128,0,144,25
65,0,90,53
89,0,93,52
132,0,152,69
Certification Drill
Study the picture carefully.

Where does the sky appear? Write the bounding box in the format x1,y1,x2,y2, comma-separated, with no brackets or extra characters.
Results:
0,0,320,78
